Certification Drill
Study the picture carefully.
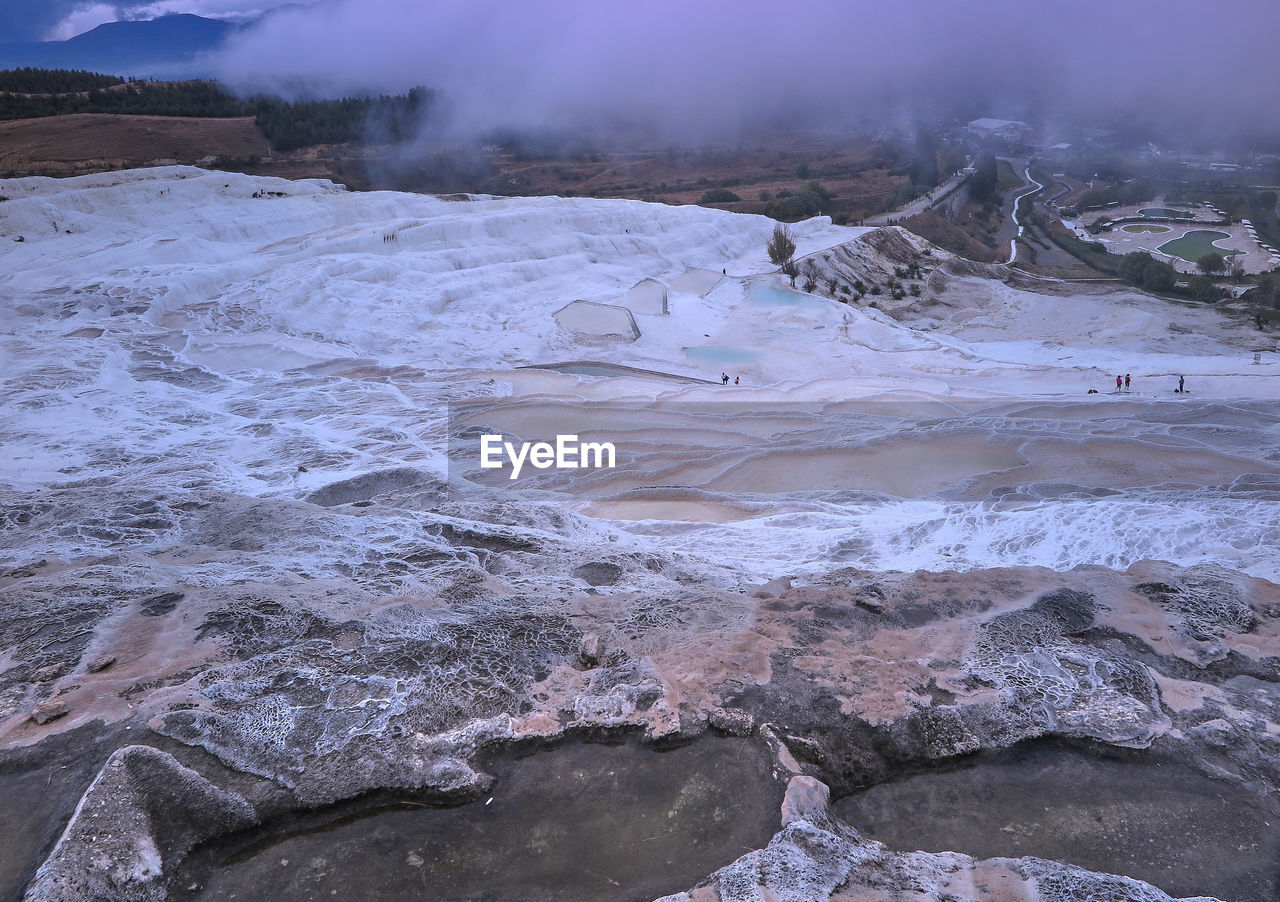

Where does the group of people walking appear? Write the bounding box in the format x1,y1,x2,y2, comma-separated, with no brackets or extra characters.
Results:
1105,373,1188,394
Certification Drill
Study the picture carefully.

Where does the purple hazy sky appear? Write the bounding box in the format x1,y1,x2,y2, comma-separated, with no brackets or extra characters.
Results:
5,0,1278,142
219,0,1280,141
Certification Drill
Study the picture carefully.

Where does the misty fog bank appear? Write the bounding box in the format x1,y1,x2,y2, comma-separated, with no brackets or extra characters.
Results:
210,0,1279,145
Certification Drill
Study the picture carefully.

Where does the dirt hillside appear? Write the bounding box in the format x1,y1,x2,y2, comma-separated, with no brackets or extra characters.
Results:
0,113,270,174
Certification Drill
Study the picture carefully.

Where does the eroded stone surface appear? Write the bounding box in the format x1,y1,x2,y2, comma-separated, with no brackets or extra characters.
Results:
661,803,1223,902
23,746,255,902
2,558,1277,901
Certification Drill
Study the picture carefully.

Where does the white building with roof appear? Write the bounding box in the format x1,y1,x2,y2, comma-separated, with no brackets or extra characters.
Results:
965,118,1031,145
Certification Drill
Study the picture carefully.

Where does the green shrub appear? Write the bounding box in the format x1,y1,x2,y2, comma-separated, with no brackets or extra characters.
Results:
699,187,740,203
1188,275,1223,301
1119,252,1177,292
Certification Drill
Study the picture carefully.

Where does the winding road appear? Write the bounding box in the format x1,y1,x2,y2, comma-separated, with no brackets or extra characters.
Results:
864,170,968,226
1006,164,1044,264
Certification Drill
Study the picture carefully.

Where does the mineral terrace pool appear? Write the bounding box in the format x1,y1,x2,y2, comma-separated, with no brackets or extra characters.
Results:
178,736,784,902
746,283,830,310
1158,229,1243,262
683,345,762,366
832,739,1280,901
526,362,705,382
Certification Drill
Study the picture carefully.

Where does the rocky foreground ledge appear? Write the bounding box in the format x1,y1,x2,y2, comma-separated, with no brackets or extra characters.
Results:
2,551,1277,901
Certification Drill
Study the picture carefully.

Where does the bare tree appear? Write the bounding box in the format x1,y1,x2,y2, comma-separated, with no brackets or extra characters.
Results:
800,259,818,293
767,223,796,277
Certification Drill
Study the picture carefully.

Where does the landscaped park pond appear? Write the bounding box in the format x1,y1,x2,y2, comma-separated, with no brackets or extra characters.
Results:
1141,207,1195,219
1158,229,1243,262
175,735,784,902
831,739,1280,901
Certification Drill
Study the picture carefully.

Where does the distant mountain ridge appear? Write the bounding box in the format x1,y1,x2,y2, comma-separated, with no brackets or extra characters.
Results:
0,14,239,79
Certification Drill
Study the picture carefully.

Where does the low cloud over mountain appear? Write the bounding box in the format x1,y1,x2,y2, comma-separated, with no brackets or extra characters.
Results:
208,0,1280,144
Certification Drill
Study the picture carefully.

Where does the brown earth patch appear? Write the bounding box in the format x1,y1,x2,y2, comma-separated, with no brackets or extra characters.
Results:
901,208,1002,262
0,113,270,173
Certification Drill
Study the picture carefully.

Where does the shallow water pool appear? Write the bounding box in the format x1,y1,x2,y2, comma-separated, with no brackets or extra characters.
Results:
1158,229,1243,262
177,735,783,902
831,739,1280,900
745,283,829,310
683,345,762,366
